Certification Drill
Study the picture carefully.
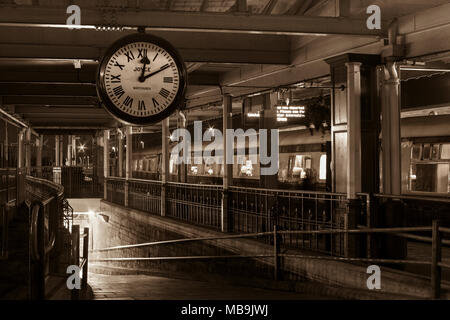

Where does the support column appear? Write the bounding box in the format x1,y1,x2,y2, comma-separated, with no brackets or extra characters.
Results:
55,135,60,167
345,62,362,200
71,136,77,166
124,126,132,207
379,61,406,260
326,53,381,258
222,94,233,232
381,62,401,196
18,129,25,169
103,130,110,200
36,135,43,177
345,62,362,258
118,130,124,178
161,118,170,217
59,136,64,167
177,112,187,183
259,92,278,189
67,135,72,167
25,128,31,175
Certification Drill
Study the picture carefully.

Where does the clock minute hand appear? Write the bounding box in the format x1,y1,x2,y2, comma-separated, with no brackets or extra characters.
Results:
143,64,170,80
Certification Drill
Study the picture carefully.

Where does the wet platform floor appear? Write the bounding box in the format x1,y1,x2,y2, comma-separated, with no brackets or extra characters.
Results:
89,273,332,300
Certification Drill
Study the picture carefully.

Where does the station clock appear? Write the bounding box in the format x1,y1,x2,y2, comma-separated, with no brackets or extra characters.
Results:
97,33,187,125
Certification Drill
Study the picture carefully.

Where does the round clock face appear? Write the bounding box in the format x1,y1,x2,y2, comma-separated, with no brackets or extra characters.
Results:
97,34,187,125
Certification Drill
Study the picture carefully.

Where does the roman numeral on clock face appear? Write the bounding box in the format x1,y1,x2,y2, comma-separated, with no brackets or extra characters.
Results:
124,51,135,62
111,74,121,83
159,88,170,99
152,98,159,108
123,96,134,108
114,61,125,70
163,77,173,83
138,100,146,111
113,86,125,99
137,48,148,58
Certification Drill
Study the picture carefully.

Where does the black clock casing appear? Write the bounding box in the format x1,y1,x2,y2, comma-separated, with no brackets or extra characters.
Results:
97,33,187,125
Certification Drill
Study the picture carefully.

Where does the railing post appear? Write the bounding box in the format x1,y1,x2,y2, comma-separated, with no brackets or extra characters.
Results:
103,130,110,200
273,224,279,281
221,189,229,233
124,126,132,207
124,181,129,207
161,118,169,217
71,225,80,300
82,227,89,292
31,203,45,300
431,220,441,299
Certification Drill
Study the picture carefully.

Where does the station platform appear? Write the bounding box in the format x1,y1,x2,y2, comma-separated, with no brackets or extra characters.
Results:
88,273,331,300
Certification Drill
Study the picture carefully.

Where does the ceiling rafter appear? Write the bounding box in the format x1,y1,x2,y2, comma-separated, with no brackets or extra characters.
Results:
286,0,313,15
262,0,278,15
199,0,209,12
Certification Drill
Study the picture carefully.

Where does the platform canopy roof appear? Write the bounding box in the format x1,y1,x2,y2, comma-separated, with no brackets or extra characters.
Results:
0,0,449,132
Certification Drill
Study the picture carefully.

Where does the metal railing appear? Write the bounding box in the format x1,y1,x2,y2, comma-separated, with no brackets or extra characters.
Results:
128,178,161,215
166,182,223,230
103,177,450,263
106,177,125,206
30,166,102,198
70,225,89,300
25,175,79,299
92,221,450,299
228,186,351,256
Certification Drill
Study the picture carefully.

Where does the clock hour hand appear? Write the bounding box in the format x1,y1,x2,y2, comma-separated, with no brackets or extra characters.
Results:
142,64,170,81
138,56,151,83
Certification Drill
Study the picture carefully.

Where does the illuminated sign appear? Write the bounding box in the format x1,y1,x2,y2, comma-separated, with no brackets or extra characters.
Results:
277,105,306,122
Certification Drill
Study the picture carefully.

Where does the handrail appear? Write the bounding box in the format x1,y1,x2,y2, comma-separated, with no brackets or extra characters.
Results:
94,255,431,266
26,175,64,199
373,193,450,204
127,177,162,184
30,204,40,261
91,226,434,253
167,180,223,189
230,185,347,197
92,222,449,299
105,176,126,181
30,203,56,260
91,231,272,252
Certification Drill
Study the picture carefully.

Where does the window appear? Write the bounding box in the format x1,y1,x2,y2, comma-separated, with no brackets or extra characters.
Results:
319,155,327,180
441,144,450,160
291,155,311,179
411,145,422,160
410,163,449,193
239,159,254,177
422,144,431,160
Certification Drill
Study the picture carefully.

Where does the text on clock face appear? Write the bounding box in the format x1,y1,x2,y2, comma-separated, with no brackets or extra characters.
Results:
103,42,180,118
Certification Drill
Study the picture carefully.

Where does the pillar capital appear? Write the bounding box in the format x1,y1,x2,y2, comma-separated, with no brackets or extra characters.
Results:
345,61,363,69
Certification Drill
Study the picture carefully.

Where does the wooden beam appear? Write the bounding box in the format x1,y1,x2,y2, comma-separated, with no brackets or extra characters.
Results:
14,106,107,114
2,95,98,105
0,43,290,64
0,83,97,96
0,7,385,37
0,70,220,85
